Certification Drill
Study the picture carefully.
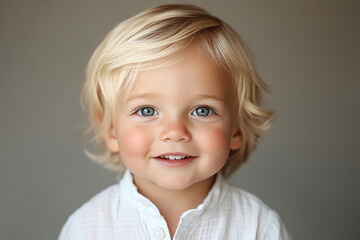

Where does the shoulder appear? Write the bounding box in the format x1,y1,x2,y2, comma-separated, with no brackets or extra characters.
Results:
58,183,121,239
215,174,273,214
74,183,121,221
223,185,292,239
227,185,271,213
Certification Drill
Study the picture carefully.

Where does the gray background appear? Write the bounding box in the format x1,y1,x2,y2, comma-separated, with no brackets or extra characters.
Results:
1,0,359,239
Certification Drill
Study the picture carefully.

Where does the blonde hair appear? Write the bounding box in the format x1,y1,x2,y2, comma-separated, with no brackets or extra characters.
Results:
81,4,273,178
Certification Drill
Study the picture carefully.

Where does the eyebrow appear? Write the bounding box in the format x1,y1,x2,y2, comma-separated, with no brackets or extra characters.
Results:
126,93,226,104
126,93,159,103
192,94,226,104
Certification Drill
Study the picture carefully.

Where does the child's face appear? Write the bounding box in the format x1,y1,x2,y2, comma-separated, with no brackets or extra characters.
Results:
105,49,242,191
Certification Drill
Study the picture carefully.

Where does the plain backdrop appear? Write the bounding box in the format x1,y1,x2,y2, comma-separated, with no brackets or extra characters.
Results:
1,0,359,239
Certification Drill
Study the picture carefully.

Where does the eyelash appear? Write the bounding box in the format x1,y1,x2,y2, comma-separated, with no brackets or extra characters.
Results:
131,105,217,117
132,105,158,117
192,105,217,117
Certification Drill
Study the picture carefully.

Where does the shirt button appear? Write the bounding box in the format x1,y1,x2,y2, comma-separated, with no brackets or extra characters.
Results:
153,227,165,240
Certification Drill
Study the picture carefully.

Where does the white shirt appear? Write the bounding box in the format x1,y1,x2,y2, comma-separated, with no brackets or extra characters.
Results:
59,171,291,240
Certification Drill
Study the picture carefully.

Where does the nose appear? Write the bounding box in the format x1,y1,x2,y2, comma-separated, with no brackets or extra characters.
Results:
159,117,191,142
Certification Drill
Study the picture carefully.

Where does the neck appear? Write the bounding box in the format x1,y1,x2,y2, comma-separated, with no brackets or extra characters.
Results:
133,175,215,238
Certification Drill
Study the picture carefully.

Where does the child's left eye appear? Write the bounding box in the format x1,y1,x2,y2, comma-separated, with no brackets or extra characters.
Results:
191,107,214,117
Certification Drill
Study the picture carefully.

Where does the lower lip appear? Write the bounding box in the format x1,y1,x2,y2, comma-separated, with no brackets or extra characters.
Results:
153,157,196,167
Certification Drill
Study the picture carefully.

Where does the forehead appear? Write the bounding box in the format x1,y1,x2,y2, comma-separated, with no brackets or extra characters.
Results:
128,49,234,102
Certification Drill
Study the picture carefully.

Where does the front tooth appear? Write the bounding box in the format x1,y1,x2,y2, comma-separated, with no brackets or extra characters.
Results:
162,155,188,160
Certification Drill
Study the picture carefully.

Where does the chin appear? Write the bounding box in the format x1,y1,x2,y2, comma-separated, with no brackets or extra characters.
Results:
155,175,198,191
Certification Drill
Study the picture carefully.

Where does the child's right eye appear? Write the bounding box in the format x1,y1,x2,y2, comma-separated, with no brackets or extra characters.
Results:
135,107,158,117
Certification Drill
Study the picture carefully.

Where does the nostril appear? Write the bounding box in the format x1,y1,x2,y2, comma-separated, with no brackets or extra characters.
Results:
159,129,192,142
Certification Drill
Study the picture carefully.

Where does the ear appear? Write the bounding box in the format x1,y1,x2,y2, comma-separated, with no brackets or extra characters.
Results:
104,123,120,153
230,128,242,150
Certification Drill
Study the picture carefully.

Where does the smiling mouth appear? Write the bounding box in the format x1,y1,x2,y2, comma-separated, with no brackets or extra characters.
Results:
157,155,192,160
155,152,196,161
153,153,196,167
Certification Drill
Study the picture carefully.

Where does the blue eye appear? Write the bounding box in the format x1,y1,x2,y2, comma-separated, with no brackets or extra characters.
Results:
136,107,158,117
192,107,213,117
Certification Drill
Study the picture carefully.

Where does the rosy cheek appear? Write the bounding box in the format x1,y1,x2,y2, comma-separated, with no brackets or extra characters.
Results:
118,125,152,162
199,127,230,162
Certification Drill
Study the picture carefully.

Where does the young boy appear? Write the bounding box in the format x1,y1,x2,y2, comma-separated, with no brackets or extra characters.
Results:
59,4,291,240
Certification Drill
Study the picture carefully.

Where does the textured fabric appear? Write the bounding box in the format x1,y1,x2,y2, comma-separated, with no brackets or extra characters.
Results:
59,171,292,240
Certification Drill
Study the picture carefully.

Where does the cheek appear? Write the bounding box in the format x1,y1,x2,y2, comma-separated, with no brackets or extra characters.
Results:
117,125,153,162
198,126,231,161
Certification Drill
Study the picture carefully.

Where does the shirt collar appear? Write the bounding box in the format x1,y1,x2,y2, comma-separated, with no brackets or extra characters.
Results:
119,170,229,218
